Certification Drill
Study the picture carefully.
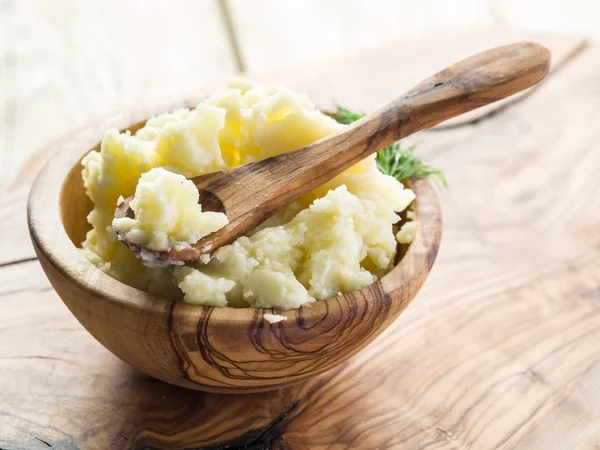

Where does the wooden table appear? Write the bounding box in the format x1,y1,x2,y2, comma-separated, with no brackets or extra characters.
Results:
1,31,599,449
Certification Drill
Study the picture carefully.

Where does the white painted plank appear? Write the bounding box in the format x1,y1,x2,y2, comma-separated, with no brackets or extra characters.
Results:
0,0,236,194
490,0,600,40
228,0,497,72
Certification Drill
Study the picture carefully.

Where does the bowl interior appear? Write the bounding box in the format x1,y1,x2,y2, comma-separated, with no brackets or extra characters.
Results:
61,159,93,246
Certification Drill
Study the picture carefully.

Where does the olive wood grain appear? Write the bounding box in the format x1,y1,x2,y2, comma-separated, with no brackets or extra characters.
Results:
115,42,550,265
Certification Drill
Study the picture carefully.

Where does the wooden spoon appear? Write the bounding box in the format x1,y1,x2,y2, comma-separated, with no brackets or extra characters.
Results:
115,42,550,266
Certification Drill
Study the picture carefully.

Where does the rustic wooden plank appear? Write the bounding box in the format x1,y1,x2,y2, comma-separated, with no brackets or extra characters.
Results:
0,187,34,266
2,33,600,449
0,0,236,195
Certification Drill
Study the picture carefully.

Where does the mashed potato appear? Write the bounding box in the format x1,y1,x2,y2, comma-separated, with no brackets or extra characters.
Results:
81,80,415,309
112,168,228,252
264,314,287,324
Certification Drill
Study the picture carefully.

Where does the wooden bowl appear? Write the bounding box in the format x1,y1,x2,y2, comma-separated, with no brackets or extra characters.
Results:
27,103,442,394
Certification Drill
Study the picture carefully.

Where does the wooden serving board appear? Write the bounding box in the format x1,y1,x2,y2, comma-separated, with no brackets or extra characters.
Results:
1,31,599,449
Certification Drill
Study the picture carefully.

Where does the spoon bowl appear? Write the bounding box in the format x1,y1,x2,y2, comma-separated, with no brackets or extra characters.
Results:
28,109,442,392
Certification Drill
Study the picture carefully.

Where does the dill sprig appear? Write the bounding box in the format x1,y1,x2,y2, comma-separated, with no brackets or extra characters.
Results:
328,106,365,124
374,141,446,187
326,105,446,187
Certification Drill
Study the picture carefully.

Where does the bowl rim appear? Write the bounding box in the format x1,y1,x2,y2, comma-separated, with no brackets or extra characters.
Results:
27,101,443,325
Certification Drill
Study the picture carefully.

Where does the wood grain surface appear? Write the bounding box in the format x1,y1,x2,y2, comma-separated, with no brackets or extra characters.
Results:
2,31,600,449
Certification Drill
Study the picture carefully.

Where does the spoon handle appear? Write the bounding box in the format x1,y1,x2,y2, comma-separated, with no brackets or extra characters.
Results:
179,42,550,262
282,42,550,188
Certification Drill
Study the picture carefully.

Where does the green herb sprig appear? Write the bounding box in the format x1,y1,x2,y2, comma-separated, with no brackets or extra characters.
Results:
326,106,446,187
